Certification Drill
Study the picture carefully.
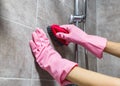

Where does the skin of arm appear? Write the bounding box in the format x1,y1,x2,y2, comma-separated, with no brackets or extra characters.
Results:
104,41,120,57
66,66,120,86
65,41,120,86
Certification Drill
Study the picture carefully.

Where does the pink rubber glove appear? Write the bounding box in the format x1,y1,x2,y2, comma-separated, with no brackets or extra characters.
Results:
56,24,107,59
29,28,78,86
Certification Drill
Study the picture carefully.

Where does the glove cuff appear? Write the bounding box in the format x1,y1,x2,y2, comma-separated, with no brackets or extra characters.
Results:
82,35,107,58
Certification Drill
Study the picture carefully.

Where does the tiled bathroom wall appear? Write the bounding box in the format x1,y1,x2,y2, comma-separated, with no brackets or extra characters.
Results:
1,0,119,86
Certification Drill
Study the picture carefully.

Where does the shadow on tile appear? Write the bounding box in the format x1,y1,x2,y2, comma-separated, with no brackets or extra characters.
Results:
31,50,55,80
33,60,58,86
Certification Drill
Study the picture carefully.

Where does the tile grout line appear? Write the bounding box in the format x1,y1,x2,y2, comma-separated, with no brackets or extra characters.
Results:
31,62,33,86
31,0,39,85
31,62,34,86
0,77,31,80
45,0,49,25
35,0,39,28
0,16,33,29
0,77,56,81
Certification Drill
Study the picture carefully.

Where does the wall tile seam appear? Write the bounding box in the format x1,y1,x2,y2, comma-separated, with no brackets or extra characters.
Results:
64,4,74,11
31,61,34,86
0,77,55,81
0,16,33,30
35,0,39,27
0,77,31,80
45,0,50,25
36,0,49,26
31,79,56,81
31,0,38,85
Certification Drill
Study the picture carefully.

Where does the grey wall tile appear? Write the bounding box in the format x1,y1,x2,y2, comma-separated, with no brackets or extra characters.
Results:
97,54,120,77
0,17,34,78
0,79,31,86
86,0,96,35
96,0,120,77
96,0,120,41
32,80,59,86
0,0,36,27
32,62,53,79
64,0,74,9
37,0,74,27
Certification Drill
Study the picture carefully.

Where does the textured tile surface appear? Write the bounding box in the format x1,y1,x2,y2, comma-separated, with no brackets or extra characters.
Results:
0,17,33,78
32,80,59,86
0,79,30,86
37,0,74,27
32,62,53,79
96,0,120,77
0,0,36,27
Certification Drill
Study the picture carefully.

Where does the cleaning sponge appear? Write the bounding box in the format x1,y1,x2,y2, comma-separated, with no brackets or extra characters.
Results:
47,24,69,46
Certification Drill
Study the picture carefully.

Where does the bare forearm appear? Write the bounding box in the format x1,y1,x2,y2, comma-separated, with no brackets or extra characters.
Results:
66,67,120,86
104,41,120,57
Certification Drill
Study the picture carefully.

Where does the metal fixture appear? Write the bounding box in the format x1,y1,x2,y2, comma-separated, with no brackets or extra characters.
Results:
69,0,88,68
69,14,85,23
